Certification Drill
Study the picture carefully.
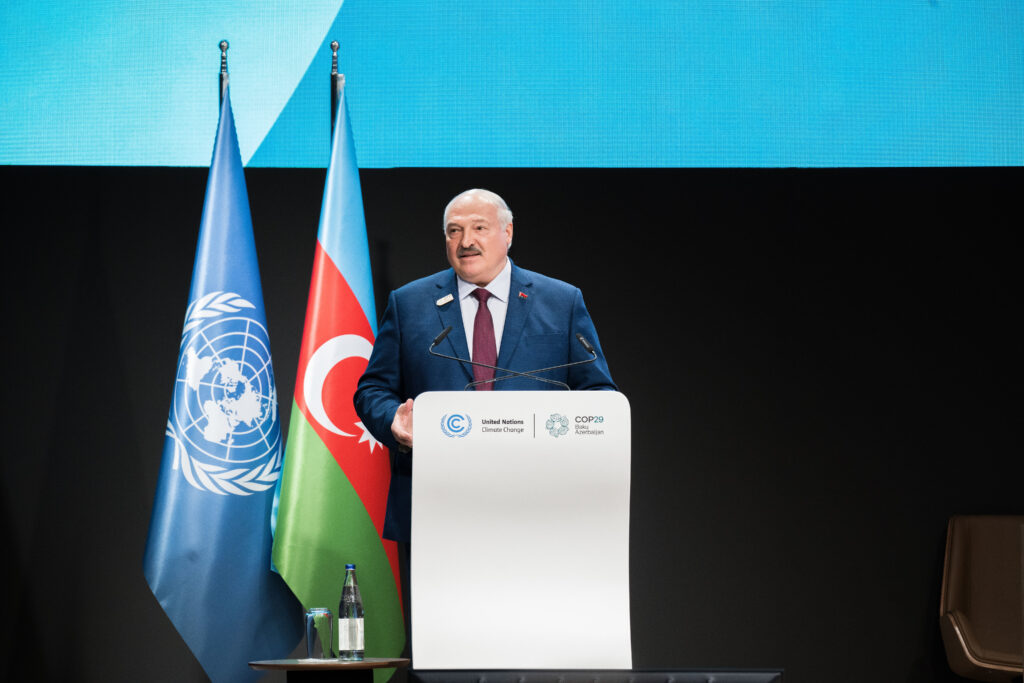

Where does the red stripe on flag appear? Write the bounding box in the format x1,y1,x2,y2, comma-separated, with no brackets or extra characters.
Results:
293,242,401,599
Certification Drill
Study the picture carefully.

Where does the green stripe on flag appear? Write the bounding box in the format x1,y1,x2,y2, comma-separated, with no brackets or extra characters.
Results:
273,402,404,681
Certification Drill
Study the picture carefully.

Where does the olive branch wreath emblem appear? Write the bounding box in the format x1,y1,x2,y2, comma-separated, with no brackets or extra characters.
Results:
168,291,282,496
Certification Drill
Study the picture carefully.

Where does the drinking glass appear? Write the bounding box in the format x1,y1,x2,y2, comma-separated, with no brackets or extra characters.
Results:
304,607,335,659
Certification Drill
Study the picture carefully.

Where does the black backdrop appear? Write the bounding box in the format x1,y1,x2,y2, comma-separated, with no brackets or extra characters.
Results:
1,165,1019,682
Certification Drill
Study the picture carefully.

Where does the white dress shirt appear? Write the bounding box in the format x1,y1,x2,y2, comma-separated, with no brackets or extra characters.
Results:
456,258,512,357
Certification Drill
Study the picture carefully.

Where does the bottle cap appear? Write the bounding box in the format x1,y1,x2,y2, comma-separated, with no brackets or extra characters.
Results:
345,563,356,569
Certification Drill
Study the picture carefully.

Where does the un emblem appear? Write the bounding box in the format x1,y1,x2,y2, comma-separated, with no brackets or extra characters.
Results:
545,413,569,438
441,413,472,438
167,291,282,495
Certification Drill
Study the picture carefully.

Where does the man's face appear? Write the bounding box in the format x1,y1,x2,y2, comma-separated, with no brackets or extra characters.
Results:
444,196,513,286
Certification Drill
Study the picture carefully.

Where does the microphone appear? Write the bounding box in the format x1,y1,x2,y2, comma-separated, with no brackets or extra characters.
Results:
431,326,453,347
428,326,570,390
468,333,598,390
575,333,595,354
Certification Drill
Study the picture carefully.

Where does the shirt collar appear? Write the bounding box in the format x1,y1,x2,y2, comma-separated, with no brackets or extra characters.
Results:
457,257,512,302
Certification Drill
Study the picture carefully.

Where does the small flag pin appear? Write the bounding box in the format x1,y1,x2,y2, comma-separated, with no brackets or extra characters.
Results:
518,291,528,299
436,293,454,306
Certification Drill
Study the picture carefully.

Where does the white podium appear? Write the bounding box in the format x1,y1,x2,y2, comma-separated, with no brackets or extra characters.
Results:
410,391,632,670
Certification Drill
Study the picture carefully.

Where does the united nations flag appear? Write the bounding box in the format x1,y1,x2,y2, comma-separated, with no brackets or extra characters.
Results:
143,88,301,683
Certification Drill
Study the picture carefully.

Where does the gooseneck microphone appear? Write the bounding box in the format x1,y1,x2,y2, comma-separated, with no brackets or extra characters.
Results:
430,326,454,348
469,333,598,390
428,326,599,390
575,333,595,354
429,326,569,389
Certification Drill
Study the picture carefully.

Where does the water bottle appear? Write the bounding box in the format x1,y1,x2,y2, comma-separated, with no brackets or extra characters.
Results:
338,563,365,661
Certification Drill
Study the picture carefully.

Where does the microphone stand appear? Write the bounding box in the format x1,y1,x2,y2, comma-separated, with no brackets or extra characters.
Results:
466,335,597,389
429,328,599,390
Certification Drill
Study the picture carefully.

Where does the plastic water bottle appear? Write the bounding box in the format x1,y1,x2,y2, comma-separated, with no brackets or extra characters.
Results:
338,563,365,661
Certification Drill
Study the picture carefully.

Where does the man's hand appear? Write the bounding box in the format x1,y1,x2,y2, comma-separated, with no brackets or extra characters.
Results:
391,398,414,449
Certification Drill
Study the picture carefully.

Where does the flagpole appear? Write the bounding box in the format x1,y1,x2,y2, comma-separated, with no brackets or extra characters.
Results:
330,40,343,137
219,40,229,105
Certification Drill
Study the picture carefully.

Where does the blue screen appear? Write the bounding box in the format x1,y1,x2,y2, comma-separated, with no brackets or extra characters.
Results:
1,0,1022,167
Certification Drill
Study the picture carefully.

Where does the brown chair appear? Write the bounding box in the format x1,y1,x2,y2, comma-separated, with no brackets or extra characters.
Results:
940,515,1024,682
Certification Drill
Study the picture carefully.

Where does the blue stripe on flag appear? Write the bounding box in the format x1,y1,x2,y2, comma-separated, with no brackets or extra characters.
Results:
317,89,377,335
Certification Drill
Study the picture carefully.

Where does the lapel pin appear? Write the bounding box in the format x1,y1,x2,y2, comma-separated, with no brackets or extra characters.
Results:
518,291,528,299
436,293,454,306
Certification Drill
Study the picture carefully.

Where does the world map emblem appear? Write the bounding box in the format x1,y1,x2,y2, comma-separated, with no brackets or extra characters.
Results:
167,291,282,495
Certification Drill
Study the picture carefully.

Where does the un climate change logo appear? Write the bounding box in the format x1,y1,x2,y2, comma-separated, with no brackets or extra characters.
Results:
168,291,282,496
545,413,569,438
441,413,472,438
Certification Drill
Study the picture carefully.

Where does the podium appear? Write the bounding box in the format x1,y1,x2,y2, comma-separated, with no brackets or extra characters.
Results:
410,391,632,671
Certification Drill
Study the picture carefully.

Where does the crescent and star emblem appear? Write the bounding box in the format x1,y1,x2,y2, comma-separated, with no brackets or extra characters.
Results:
303,334,381,451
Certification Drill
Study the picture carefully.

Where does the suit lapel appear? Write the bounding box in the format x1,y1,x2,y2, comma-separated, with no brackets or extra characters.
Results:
433,271,472,382
497,265,533,368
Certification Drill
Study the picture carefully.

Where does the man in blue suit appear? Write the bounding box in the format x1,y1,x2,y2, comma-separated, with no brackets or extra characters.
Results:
354,188,616,543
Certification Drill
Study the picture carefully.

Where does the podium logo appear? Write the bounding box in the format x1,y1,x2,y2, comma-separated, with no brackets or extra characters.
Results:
545,413,570,438
440,413,472,438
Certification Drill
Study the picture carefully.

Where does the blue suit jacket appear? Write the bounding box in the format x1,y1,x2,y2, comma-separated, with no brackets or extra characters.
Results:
354,262,616,541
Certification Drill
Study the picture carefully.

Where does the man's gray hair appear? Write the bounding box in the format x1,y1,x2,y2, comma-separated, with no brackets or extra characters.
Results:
442,189,514,231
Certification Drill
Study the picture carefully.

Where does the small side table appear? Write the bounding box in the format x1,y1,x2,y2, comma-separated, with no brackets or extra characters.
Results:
249,657,410,682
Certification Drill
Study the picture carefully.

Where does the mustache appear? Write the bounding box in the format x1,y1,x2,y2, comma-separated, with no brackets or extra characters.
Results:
457,247,482,257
